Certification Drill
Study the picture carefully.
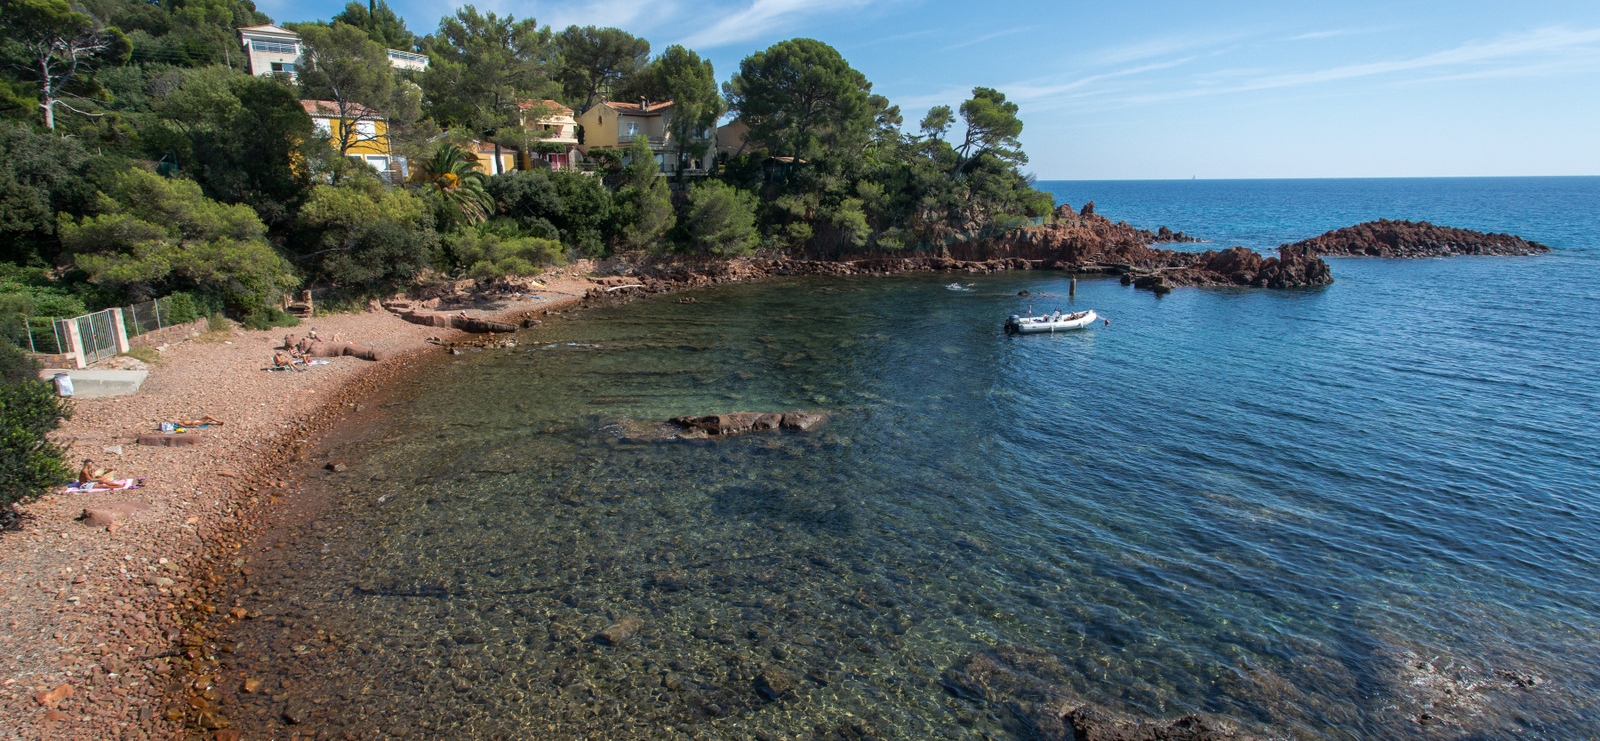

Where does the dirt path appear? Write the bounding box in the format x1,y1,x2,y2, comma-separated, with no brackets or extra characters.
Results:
0,276,594,740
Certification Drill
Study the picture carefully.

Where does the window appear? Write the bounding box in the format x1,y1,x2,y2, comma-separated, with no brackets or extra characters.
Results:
270,62,296,72
625,122,640,137
251,40,298,55
312,118,332,135
365,155,389,170
354,120,378,137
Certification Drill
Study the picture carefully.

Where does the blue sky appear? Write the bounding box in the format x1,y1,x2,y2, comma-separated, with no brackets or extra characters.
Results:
256,0,1600,179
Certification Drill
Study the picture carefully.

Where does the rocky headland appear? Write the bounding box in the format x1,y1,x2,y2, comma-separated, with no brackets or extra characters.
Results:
574,203,1335,301
1286,219,1551,257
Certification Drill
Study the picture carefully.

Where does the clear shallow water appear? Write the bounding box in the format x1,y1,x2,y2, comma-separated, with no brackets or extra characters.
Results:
219,179,1600,740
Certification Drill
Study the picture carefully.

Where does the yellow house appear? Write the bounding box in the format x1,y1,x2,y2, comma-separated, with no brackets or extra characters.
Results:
574,98,715,176
516,99,581,170
461,138,519,176
300,99,398,178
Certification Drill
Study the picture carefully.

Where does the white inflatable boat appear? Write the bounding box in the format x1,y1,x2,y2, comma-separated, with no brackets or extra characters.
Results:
1004,310,1099,334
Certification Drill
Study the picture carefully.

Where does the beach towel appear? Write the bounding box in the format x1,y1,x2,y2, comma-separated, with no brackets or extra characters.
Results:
65,478,143,493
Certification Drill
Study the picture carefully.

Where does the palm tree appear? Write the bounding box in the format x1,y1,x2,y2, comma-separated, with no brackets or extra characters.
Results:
417,143,495,226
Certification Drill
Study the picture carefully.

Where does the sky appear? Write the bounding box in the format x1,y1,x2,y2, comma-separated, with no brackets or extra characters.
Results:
257,0,1600,180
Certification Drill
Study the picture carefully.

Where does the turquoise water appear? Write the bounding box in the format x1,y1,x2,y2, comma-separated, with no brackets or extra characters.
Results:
218,179,1600,739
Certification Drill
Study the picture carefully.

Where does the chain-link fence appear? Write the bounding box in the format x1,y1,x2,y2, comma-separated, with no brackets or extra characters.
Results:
1,316,67,355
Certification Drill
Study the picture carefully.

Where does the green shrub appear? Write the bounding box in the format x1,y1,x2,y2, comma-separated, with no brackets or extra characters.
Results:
681,180,760,256
207,312,231,332
238,308,300,331
0,339,36,385
444,230,563,280
163,292,202,325
1,344,72,509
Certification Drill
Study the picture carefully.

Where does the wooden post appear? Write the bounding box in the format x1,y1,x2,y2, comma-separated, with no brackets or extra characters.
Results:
1069,278,1077,298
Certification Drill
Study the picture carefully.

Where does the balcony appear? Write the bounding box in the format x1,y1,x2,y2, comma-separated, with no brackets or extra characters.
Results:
617,134,668,147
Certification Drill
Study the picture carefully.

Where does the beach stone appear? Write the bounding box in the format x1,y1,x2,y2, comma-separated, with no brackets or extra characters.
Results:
80,502,150,528
35,684,73,707
597,617,644,645
42,709,70,722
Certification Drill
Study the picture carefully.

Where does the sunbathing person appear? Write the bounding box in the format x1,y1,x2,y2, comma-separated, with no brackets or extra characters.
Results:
78,459,119,488
273,351,305,371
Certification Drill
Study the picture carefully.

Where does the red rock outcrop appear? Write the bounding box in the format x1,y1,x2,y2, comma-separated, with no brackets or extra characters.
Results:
1286,219,1550,257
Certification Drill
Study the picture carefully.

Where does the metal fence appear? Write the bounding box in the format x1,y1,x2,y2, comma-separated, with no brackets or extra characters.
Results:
6,295,202,365
123,296,185,338
2,316,66,355
72,309,122,365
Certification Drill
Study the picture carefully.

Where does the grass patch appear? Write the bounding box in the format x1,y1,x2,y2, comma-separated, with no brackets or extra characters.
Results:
119,347,161,365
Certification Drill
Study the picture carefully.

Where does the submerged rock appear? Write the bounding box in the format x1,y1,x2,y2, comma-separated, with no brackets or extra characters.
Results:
942,646,1260,741
670,411,828,436
596,617,644,645
754,666,796,701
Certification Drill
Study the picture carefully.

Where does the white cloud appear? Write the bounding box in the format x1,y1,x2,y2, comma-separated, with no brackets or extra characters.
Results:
942,26,1030,52
677,0,881,49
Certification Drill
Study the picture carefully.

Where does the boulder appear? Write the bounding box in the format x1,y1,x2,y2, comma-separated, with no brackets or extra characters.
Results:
137,433,201,447
80,501,150,527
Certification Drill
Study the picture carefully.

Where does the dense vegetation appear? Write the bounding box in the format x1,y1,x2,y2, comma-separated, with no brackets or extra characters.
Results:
0,0,1052,333
0,341,71,510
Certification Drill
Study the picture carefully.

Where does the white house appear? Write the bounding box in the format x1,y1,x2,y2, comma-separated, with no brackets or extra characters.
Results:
238,25,429,79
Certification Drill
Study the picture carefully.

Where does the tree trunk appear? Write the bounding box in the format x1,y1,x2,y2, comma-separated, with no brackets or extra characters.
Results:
39,59,55,130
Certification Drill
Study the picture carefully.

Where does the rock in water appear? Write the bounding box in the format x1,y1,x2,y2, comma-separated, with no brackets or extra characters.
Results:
669,411,828,436
780,412,826,431
596,617,643,645
942,646,1260,740
754,666,796,700
1285,219,1551,257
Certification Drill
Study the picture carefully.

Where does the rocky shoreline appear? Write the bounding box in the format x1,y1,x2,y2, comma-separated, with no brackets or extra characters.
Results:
1287,219,1551,257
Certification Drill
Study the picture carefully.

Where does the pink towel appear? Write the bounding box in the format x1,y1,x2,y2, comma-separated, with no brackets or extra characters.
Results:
64,479,141,493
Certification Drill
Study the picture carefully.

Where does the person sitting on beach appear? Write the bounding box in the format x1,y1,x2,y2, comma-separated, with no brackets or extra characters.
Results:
272,351,304,371
78,459,119,488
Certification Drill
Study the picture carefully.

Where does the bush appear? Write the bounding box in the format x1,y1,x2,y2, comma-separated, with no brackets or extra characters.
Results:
486,169,616,257
61,168,300,314
1,344,72,509
444,230,564,280
681,180,760,256
238,308,300,331
207,312,230,332
0,338,36,385
161,292,202,325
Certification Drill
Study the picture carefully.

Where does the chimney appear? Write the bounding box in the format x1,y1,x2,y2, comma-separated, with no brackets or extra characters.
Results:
640,96,648,110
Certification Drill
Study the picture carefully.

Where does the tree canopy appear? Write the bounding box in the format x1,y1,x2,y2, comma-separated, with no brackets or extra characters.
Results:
0,5,1055,323
554,26,649,112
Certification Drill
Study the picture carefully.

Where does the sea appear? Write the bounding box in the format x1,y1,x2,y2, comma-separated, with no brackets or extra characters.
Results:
213,178,1600,740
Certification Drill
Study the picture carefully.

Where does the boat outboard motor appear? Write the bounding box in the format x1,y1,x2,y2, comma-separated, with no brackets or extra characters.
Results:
1004,315,1020,334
